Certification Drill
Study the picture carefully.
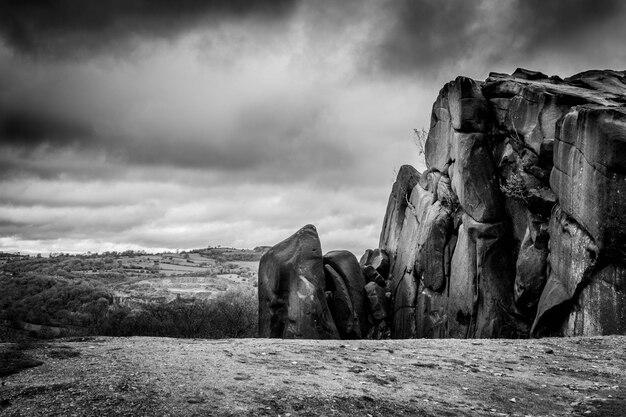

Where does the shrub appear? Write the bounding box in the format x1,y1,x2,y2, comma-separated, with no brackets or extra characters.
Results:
500,174,529,204
100,287,258,339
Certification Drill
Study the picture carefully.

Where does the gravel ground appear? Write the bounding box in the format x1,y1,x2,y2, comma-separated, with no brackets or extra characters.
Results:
1,336,625,416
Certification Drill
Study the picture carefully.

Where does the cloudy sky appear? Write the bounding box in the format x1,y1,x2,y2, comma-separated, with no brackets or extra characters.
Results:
1,0,625,255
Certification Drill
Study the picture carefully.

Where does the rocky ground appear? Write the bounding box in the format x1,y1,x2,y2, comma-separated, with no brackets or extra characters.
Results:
1,336,625,416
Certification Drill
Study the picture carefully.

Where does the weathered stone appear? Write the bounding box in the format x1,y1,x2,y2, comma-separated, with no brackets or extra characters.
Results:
504,198,529,246
447,222,474,338
531,207,597,337
563,264,626,336
359,248,389,279
436,175,458,210
514,230,548,315
489,97,512,129
324,264,356,339
551,106,626,253
425,89,453,171
538,139,554,170
362,265,386,288
391,269,418,338
324,250,368,339
511,68,551,81
258,225,339,339
380,69,626,339
387,182,430,292
416,287,447,338
483,72,608,154
386,182,425,338
379,165,420,256
450,132,503,222
565,69,626,98
448,215,516,338
525,186,557,218
365,281,389,321
448,76,489,133
414,201,453,293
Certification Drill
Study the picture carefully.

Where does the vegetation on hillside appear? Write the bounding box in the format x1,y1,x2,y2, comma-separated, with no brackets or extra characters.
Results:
0,249,261,340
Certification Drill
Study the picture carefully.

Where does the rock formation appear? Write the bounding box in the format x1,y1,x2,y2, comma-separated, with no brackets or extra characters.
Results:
258,69,625,340
380,68,626,338
257,225,339,339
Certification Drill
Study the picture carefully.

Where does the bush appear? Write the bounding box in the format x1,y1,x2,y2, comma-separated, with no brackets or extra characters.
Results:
500,174,529,204
100,287,258,339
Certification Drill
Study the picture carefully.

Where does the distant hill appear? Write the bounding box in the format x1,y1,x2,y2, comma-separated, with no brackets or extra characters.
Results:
0,247,262,340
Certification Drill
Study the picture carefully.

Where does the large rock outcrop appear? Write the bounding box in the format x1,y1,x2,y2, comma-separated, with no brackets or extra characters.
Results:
258,226,376,340
380,69,626,338
258,225,339,339
258,69,626,340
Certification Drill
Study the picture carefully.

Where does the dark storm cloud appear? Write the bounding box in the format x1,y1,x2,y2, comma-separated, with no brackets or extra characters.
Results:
514,0,625,50
0,109,93,146
374,0,626,76
0,102,351,182
0,0,296,58
375,0,482,75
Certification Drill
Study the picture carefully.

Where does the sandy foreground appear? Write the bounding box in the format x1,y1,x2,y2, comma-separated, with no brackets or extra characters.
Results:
1,336,625,416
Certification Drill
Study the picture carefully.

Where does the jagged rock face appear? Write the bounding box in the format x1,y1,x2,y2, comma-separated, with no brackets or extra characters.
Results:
381,69,626,338
258,225,338,339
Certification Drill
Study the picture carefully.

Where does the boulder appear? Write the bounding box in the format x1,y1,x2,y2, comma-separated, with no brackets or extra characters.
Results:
323,250,369,338
258,225,339,339
447,76,489,133
324,264,357,339
362,265,386,288
359,248,390,279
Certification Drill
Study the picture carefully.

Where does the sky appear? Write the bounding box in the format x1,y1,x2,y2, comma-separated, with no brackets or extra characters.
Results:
1,0,625,256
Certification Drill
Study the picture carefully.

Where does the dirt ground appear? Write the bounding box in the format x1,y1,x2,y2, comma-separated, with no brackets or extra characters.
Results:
1,336,625,416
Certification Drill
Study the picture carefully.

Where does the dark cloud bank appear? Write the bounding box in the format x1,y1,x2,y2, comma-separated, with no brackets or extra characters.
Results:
2,0,624,64
1,0,625,253
0,0,296,58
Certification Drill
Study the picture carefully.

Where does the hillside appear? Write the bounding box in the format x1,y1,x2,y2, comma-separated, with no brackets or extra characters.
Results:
1,336,625,416
0,247,263,339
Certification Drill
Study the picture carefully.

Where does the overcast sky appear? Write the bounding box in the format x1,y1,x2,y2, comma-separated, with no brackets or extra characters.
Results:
1,0,625,255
